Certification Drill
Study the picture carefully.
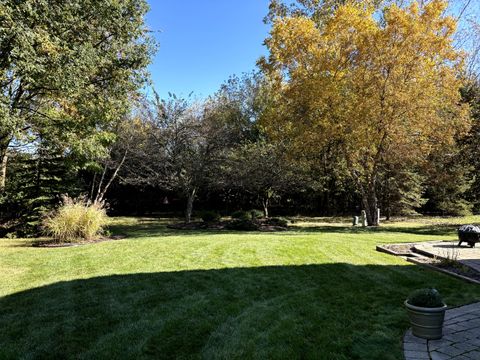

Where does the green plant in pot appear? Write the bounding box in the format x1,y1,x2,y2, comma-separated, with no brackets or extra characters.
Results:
405,288,447,340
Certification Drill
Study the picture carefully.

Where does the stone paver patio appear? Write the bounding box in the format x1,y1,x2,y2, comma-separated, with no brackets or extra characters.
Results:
403,302,480,360
414,241,480,273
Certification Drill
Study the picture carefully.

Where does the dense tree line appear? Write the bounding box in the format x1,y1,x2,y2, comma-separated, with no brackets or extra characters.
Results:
1,0,480,235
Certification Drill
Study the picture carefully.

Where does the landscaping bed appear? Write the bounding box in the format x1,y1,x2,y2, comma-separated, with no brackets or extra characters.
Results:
167,218,289,232
31,235,126,248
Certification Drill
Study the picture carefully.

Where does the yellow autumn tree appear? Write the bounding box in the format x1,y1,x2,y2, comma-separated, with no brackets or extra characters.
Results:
260,0,470,225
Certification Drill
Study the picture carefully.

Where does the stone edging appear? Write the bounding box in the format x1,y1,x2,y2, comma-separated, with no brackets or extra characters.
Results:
406,257,480,286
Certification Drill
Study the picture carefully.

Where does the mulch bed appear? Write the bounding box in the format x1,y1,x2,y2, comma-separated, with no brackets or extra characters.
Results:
32,235,126,248
436,262,480,282
167,221,288,232
167,222,225,230
378,243,415,256
406,256,480,283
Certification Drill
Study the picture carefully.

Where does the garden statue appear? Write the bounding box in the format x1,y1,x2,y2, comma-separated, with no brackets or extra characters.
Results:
360,210,367,227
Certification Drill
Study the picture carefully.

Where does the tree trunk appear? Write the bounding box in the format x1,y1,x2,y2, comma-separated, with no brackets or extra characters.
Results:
262,197,269,218
361,184,379,226
185,187,196,223
95,164,108,203
0,146,8,193
95,149,128,204
90,173,97,201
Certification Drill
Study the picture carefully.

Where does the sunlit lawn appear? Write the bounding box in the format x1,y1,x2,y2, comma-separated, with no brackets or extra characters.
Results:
1,216,480,359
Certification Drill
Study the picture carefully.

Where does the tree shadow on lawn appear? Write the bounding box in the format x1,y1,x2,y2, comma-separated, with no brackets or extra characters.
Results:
1,263,479,360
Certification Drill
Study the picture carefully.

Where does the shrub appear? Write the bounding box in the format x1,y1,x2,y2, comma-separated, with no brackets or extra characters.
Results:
226,219,259,231
43,196,108,243
231,210,250,220
407,288,444,308
249,209,264,219
265,217,289,227
200,210,221,223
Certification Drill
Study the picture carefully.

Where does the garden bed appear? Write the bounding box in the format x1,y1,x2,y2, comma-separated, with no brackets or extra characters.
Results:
406,256,480,284
31,235,126,248
167,220,288,232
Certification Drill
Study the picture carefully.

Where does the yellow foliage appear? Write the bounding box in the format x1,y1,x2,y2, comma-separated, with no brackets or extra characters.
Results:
261,0,470,180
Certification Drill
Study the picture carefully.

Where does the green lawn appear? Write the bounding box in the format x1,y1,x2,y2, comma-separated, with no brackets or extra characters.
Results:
1,216,480,359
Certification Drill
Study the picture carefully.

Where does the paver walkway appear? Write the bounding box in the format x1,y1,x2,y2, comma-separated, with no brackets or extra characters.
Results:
403,302,480,360
414,241,480,273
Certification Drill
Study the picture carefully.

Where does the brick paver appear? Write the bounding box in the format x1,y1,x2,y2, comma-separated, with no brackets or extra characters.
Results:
403,302,480,360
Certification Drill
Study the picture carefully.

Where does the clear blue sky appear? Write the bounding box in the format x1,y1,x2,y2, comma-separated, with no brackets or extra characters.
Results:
145,1,480,99
146,0,271,99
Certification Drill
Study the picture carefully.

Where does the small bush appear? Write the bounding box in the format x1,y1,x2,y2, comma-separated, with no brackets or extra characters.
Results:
43,196,108,243
265,217,289,227
200,211,221,223
249,209,264,219
407,288,444,308
231,210,250,220
226,219,259,231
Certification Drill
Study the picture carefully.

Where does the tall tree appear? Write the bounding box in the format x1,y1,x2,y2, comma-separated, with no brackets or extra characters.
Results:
265,0,383,25
121,93,236,223
0,0,154,192
260,0,470,225
89,115,147,205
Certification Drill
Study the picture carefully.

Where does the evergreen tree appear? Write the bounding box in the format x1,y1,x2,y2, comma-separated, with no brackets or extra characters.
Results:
0,140,82,236
461,80,480,212
423,145,473,216
378,166,426,219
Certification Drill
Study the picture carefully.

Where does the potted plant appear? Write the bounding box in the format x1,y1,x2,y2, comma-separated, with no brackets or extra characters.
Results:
405,288,447,340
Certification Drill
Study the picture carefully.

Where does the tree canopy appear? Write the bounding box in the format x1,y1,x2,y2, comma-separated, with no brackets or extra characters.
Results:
0,0,154,191
260,0,470,225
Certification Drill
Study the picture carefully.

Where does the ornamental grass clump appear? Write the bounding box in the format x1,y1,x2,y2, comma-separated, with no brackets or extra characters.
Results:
43,196,108,243
407,288,445,308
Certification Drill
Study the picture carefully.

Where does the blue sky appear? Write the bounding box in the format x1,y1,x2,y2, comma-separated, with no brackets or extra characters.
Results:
145,1,480,99
146,0,271,99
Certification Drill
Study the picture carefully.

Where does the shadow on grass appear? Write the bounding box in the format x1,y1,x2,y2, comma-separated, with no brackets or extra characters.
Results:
1,264,479,359
430,244,465,249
